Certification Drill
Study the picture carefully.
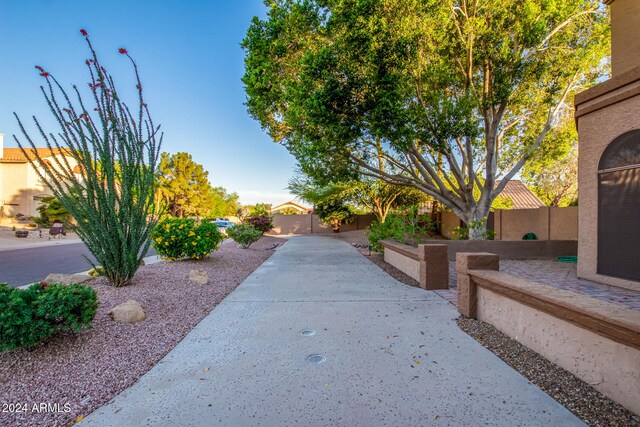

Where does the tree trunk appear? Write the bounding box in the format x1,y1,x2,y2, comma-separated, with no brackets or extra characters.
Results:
468,223,486,240
465,204,491,240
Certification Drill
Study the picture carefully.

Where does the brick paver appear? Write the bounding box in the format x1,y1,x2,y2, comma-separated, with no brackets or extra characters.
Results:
440,260,640,311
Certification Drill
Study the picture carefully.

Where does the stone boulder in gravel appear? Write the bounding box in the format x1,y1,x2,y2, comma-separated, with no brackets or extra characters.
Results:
43,273,91,285
189,269,209,285
109,300,146,323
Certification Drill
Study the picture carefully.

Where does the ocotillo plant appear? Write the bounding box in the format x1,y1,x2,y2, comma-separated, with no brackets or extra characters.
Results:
13,29,162,287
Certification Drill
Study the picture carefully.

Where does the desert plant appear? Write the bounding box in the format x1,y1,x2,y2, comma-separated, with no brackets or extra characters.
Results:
152,217,223,260
13,30,162,286
227,223,262,249
0,282,98,352
247,215,273,234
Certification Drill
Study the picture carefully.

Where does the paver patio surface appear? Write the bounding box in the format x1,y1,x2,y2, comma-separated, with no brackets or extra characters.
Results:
81,236,583,426
438,260,640,311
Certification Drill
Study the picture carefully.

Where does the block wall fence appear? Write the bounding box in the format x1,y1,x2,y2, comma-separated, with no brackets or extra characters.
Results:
439,206,578,241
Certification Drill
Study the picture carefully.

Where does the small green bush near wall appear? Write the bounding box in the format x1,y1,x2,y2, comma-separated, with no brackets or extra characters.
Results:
152,217,224,261
227,223,263,249
367,215,406,252
0,282,98,352
368,206,434,252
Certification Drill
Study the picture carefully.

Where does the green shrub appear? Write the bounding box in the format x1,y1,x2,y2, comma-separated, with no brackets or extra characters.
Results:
227,223,263,248
0,282,98,352
451,226,469,240
152,217,223,261
367,206,434,252
367,215,406,252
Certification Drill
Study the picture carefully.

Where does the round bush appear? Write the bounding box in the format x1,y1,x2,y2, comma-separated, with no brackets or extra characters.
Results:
152,218,223,260
227,223,263,249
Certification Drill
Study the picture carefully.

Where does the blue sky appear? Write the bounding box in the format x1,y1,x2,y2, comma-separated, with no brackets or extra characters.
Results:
0,0,298,206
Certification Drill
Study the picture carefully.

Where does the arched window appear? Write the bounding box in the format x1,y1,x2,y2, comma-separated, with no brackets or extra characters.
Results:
597,129,640,281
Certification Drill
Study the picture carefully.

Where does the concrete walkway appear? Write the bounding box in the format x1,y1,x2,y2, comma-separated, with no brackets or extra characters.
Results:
82,236,583,426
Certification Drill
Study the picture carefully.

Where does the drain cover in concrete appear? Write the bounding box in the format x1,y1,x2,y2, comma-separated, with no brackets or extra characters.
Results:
307,354,326,364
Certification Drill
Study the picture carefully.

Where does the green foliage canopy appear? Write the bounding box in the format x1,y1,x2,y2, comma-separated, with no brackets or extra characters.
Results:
522,117,578,207
36,196,72,227
157,152,214,218
243,0,609,238
157,152,239,218
289,169,425,223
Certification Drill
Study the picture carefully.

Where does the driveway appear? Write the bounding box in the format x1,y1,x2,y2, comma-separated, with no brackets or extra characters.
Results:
81,236,582,426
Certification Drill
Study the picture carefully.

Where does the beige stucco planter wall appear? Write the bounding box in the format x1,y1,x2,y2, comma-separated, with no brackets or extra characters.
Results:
456,252,640,415
380,240,448,290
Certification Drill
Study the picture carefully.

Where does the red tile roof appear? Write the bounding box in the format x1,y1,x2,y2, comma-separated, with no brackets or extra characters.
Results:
0,147,72,163
496,180,545,209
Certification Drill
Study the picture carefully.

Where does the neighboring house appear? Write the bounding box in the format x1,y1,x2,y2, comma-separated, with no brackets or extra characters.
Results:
495,180,545,209
270,201,310,215
0,133,79,218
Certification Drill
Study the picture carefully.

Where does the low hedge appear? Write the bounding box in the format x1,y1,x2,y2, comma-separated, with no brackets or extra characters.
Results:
0,282,98,352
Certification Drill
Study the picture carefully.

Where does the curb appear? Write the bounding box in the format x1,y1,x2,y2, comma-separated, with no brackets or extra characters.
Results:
17,255,162,290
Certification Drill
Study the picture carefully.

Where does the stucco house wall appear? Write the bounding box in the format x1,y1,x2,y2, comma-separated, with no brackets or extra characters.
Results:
0,135,79,218
574,0,640,291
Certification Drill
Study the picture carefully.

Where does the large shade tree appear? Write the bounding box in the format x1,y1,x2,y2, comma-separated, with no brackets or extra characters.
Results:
243,0,609,238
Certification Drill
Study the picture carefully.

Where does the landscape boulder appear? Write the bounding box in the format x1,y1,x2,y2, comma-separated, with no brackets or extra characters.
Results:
43,273,91,285
109,300,146,323
189,269,209,285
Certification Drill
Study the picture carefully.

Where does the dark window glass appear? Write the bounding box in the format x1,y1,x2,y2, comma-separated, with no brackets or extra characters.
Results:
597,130,640,281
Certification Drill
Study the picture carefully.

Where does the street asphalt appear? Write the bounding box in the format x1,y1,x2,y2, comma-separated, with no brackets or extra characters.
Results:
0,242,155,287
81,236,583,426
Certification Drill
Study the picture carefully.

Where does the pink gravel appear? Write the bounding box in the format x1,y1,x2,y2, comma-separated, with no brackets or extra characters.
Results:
0,237,283,427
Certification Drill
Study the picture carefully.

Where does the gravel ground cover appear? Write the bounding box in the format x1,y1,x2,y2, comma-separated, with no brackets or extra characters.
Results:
0,236,283,427
329,230,639,426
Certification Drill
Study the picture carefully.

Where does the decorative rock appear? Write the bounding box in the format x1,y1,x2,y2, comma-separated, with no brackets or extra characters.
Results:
189,269,209,285
109,300,146,323
43,273,92,285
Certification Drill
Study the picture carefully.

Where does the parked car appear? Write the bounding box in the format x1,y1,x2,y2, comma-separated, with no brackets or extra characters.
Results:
213,220,235,236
